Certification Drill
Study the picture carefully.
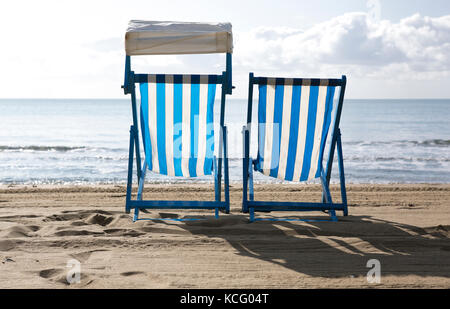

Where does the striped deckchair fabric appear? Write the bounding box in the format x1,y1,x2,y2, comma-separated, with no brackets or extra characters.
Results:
138,74,219,178
254,78,338,182
242,73,348,222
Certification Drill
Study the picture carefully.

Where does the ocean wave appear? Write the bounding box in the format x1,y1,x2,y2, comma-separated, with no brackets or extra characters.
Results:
345,139,450,147
419,139,450,146
346,156,450,163
0,146,86,152
0,145,126,152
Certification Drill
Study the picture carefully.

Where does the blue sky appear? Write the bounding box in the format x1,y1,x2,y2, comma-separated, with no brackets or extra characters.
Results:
1,0,449,98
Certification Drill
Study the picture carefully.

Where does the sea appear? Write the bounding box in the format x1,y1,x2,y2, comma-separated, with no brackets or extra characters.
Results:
0,98,449,185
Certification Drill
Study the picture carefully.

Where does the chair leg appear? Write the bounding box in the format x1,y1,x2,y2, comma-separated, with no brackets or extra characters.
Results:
137,161,147,201
223,126,230,214
217,128,224,203
133,207,140,222
125,126,135,214
242,159,254,213
213,156,219,202
242,162,248,213
243,161,255,216
337,132,348,216
213,157,222,218
248,160,256,222
321,174,337,220
249,161,255,202
136,161,151,214
242,126,249,213
249,207,255,223
320,127,347,219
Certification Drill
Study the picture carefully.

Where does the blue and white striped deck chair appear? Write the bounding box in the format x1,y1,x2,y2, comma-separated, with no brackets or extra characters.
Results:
122,21,233,221
242,74,348,222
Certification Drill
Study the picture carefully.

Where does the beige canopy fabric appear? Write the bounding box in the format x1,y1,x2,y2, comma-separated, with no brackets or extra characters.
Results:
125,20,233,56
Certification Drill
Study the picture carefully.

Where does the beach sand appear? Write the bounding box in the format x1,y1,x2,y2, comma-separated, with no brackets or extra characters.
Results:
0,183,449,289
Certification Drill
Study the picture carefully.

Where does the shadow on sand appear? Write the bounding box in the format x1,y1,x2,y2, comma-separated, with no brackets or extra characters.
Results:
153,213,450,279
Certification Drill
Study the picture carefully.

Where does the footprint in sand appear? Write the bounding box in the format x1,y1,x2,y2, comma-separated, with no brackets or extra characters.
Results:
53,230,105,237
39,268,64,279
120,271,145,277
0,240,17,251
0,214,40,222
45,213,85,222
86,214,114,226
104,229,145,237
2,225,41,238
45,210,115,223
70,221,89,227
26,225,41,232
70,249,111,263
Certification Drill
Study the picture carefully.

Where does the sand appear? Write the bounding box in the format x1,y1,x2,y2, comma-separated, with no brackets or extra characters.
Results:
0,183,449,289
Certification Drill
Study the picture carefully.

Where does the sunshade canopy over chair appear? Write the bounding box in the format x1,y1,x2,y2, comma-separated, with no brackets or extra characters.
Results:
125,20,233,55
243,74,348,222
123,21,233,221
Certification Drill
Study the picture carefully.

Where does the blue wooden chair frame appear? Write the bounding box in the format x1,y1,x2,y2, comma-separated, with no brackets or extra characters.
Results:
242,73,348,222
122,54,233,221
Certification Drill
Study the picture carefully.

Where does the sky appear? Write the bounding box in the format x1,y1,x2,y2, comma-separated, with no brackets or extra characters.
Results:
1,0,450,99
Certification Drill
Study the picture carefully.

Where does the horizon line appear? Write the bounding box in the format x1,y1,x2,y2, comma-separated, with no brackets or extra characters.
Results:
1,97,450,101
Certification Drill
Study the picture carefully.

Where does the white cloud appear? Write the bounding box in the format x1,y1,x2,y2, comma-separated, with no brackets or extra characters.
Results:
234,12,450,82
